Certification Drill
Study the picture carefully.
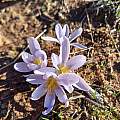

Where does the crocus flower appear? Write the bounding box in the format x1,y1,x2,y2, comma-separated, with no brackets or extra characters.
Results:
49,36,102,102
36,36,91,93
41,23,87,49
26,72,79,115
14,37,47,72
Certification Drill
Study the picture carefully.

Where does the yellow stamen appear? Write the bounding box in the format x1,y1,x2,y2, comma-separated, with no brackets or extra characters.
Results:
33,58,42,65
46,76,58,93
58,65,70,74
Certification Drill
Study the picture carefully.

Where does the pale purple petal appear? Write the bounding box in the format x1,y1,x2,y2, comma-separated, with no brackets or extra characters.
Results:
55,24,63,40
55,86,68,103
34,50,47,60
74,76,91,91
27,37,41,54
58,73,79,86
14,62,31,72
26,74,45,84
42,92,55,115
34,50,47,66
43,72,57,80
41,36,59,43
66,55,86,70
31,84,47,100
42,106,53,115
69,28,83,42
64,85,74,93
63,24,69,37
34,67,56,75
59,37,64,44
70,43,87,49
51,53,60,69
22,51,34,63
27,63,40,70
59,36,70,64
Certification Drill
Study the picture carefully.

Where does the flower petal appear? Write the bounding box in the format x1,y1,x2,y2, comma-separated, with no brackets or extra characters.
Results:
66,55,86,70
42,92,55,115
64,85,74,93
27,37,41,54
55,86,68,103
14,62,31,72
74,76,91,91
22,51,34,63
34,50,47,60
55,23,63,41
70,43,87,49
41,36,59,43
69,28,83,42
26,74,45,84
59,36,70,64
31,84,47,100
34,50,47,67
27,63,40,70
58,73,79,86
34,67,56,75
51,53,60,69
63,24,69,37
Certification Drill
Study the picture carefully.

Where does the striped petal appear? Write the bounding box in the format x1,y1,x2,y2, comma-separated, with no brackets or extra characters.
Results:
27,63,40,70
26,74,45,84
34,50,47,67
69,28,83,42
31,84,47,100
27,37,41,54
55,24,63,43
66,55,86,70
58,73,79,86
63,24,69,37
55,86,68,103
74,76,91,91
64,85,74,93
22,51,34,63
42,92,55,115
14,62,31,72
51,53,60,69
59,36,70,64
34,67,56,75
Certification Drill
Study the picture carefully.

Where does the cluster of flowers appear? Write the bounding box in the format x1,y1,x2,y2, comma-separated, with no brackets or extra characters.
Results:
14,24,100,115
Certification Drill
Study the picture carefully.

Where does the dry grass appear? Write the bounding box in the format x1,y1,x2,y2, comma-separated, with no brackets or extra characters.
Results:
0,0,120,120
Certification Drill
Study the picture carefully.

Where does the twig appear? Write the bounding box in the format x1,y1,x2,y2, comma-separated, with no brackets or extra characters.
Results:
0,30,47,72
69,95,105,110
70,47,93,55
35,29,47,39
85,8,94,43
69,95,85,100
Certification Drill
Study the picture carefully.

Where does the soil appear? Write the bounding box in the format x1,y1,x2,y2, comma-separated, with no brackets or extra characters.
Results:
0,0,120,120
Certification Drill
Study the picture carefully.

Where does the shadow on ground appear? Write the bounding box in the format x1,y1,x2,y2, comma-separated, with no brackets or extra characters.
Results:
0,57,45,120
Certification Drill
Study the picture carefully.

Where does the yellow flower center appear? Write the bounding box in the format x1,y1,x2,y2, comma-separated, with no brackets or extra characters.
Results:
46,76,58,93
58,65,70,74
33,58,42,65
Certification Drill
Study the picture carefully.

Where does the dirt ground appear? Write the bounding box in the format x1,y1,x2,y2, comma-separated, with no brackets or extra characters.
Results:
0,0,120,120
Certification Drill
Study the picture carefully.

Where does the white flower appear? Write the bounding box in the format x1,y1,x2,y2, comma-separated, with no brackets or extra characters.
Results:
36,36,91,93
41,23,87,49
14,37,47,72
26,72,79,115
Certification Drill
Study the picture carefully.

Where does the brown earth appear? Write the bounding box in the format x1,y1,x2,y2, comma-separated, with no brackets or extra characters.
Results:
0,0,120,120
